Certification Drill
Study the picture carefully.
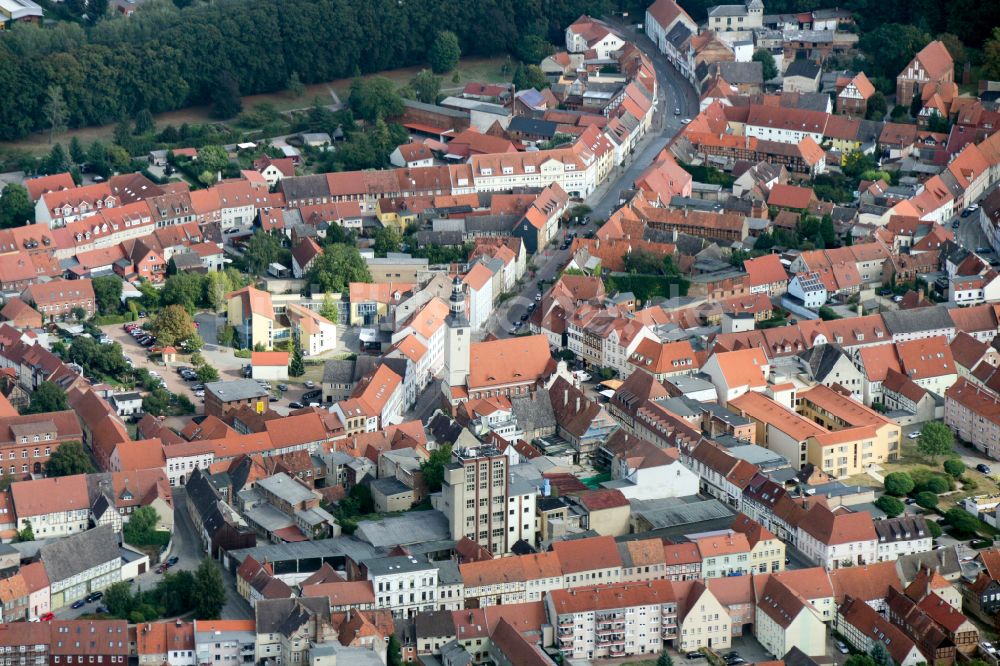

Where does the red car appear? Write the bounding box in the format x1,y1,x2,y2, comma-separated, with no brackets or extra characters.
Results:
39,613,54,621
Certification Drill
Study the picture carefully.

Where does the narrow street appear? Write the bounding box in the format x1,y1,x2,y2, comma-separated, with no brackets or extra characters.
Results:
487,23,698,339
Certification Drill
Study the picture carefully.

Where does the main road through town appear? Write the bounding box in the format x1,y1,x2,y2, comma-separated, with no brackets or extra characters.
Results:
486,20,699,338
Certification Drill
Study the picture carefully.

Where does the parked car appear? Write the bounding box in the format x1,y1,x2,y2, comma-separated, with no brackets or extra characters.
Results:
269,395,279,402
952,220,961,229
288,401,304,409
85,591,103,603
277,384,288,392
96,606,108,614
836,641,850,655
685,653,705,660
907,431,921,439
304,381,316,389
193,390,204,398
978,463,992,474
166,556,179,566
302,390,322,402
39,612,54,622
520,313,529,321
71,599,86,609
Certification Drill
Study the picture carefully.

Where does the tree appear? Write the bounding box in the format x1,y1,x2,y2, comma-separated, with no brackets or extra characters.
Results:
210,70,243,120
429,31,461,74
288,332,305,377
127,505,159,535
0,183,34,228
944,458,965,477
753,49,778,81
373,225,402,256
244,232,283,276
162,272,204,311
513,63,548,91
69,136,86,165
320,292,340,324
986,28,1000,81
45,441,96,476
944,507,981,537
92,275,123,315
916,491,939,509
421,443,452,493
348,77,404,123
103,581,134,618
883,471,914,496
44,143,69,175
191,558,226,619
142,388,173,416
17,520,34,543
44,85,68,143
196,364,219,382
152,305,197,347
866,91,888,120
388,635,402,666
927,520,943,538
869,641,893,666
23,381,69,415
196,145,230,175
307,244,372,293
134,108,155,135
409,69,442,104
657,650,674,666
288,71,305,98
918,421,954,462
818,306,841,321
875,495,904,517
514,35,554,64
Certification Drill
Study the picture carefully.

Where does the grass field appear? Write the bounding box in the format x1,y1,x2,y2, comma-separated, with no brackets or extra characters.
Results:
0,56,511,157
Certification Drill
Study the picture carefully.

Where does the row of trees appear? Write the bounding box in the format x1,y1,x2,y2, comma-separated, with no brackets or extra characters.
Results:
0,0,606,139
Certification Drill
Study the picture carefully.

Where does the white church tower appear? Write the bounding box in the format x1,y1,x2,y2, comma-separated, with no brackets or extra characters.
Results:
441,276,470,406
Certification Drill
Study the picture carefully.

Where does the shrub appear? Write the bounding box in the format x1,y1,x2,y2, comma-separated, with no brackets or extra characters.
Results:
915,491,938,509
875,495,904,517
883,472,914,496
944,458,965,477
918,475,950,495
961,476,979,491
927,520,943,538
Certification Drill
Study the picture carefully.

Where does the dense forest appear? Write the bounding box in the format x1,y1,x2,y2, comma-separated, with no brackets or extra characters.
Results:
0,0,608,141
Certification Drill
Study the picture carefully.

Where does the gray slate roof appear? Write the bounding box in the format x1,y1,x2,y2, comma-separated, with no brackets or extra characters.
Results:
881,306,954,335
40,524,119,583
322,358,356,385
255,597,329,636
353,511,451,549
784,59,821,79
511,389,557,433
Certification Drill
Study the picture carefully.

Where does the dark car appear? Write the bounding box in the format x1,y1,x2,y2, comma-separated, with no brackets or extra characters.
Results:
192,384,205,391
288,401,304,409
520,313,529,321
685,653,705,660
71,599,86,609
952,220,961,229
978,463,992,474
277,384,288,392
269,395,279,402
96,606,108,614
85,591,103,603
166,556,179,566
962,208,973,217
302,389,322,402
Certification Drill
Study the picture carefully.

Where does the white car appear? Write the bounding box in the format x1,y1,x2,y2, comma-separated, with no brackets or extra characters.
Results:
907,431,921,439
574,371,592,382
